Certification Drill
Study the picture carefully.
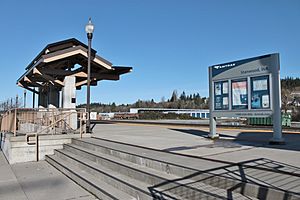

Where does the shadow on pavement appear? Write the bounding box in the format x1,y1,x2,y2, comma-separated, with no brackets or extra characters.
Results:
149,157,300,199
168,128,300,152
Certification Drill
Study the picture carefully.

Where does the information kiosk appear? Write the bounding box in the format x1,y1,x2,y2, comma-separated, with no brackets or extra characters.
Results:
208,53,284,144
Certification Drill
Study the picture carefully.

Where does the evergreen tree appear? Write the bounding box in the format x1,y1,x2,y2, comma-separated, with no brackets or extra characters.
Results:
170,90,178,102
180,91,186,101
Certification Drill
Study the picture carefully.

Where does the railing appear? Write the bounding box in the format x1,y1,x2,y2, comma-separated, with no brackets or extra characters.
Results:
0,108,87,137
0,108,87,162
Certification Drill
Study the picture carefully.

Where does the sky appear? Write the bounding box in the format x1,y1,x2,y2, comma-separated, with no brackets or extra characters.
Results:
0,0,299,105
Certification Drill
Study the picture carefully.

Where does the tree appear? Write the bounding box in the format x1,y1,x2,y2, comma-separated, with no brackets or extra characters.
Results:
170,90,178,102
281,77,298,112
180,91,187,101
111,102,116,112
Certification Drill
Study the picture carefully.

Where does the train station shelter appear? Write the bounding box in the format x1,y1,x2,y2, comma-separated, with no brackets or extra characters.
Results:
17,38,132,109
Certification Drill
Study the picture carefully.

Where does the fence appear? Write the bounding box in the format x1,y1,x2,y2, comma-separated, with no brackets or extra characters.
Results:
0,108,87,137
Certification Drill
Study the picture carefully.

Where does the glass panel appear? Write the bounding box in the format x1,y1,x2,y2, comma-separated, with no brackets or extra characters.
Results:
232,79,248,109
251,75,270,109
214,81,229,110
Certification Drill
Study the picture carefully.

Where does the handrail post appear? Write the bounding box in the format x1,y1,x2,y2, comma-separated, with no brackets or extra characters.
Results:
8,110,11,133
80,112,83,139
52,109,55,134
36,133,39,161
14,109,17,136
83,112,86,135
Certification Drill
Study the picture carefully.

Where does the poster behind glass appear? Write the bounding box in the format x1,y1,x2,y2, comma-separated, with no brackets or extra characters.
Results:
214,81,229,110
251,75,270,109
232,79,248,109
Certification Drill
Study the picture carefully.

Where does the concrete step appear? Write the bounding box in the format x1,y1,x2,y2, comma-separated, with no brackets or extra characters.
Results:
71,137,200,177
46,154,136,200
71,138,246,189
70,138,299,200
61,142,257,200
53,148,153,199
64,143,178,186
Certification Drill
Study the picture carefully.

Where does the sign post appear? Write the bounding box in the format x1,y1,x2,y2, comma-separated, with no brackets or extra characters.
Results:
208,53,284,144
208,66,218,138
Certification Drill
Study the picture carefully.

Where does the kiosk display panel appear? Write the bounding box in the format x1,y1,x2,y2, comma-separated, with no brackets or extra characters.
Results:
232,79,248,110
251,75,270,109
214,81,229,110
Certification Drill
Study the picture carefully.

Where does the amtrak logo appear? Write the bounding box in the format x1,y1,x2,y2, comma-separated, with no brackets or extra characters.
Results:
213,63,235,70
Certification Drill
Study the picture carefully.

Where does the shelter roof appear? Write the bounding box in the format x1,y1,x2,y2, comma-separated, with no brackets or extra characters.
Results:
17,38,132,93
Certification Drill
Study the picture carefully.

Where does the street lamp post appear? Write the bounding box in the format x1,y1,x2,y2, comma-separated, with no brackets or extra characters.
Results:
85,17,94,133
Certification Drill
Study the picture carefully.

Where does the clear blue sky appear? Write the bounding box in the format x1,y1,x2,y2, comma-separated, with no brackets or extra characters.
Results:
0,0,299,105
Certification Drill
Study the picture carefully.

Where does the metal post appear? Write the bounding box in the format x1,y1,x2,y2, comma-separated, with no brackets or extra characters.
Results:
36,134,39,161
52,109,55,134
86,33,92,133
24,90,27,108
16,95,18,108
8,110,11,132
80,112,83,138
33,87,35,108
208,67,219,138
14,109,17,136
270,54,284,144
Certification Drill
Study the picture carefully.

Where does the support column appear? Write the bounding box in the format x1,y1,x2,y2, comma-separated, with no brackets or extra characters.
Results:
48,85,60,108
62,76,76,109
62,76,77,130
270,54,284,144
38,88,47,108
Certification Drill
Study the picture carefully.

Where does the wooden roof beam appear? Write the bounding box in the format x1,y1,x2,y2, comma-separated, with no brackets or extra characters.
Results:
17,82,39,94
72,72,119,80
33,68,64,87
75,78,97,87
23,76,43,87
42,46,112,70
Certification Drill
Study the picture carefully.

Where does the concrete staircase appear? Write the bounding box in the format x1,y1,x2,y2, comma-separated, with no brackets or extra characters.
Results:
46,138,299,200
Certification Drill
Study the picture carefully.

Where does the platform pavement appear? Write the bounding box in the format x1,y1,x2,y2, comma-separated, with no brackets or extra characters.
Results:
92,123,300,167
0,149,97,200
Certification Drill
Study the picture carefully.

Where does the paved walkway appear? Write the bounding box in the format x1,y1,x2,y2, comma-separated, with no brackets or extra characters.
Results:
93,123,300,166
0,150,96,200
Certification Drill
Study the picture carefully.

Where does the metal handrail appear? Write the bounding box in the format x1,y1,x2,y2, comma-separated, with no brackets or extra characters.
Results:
0,108,87,136
0,108,87,162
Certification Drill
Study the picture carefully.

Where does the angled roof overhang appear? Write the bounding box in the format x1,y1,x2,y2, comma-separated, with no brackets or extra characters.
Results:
17,38,132,92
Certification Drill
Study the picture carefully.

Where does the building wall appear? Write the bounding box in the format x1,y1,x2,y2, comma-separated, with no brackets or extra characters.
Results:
129,108,210,119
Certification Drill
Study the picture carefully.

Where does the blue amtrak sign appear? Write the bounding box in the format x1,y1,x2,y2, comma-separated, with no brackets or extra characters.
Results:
211,54,275,79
